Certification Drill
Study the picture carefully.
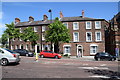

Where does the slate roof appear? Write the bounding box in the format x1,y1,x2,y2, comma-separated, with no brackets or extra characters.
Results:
15,16,105,27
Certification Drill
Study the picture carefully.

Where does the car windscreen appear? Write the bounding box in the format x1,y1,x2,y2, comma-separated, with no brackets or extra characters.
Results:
4,49,16,54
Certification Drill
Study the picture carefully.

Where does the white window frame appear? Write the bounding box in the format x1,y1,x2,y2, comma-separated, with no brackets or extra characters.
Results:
86,21,92,29
26,44,29,50
95,32,102,41
95,21,101,29
34,26,37,32
73,32,79,42
73,22,79,30
63,23,68,29
86,32,92,42
20,28,22,33
90,44,98,55
42,26,46,32
63,45,71,55
42,33,45,41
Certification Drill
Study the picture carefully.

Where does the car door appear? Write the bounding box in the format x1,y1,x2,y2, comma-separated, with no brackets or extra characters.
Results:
48,51,54,57
0,49,4,59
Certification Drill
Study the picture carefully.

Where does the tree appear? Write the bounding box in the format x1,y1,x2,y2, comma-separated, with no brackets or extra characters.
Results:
0,33,8,48
20,27,39,51
45,17,70,53
4,22,20,49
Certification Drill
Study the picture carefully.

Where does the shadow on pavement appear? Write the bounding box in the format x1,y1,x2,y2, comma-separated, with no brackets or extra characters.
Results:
85,69,120,79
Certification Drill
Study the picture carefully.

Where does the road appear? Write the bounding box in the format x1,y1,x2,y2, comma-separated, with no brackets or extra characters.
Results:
1,56,120,79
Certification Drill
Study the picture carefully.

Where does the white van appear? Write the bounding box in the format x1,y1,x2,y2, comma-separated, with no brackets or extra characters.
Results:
0,48,20,66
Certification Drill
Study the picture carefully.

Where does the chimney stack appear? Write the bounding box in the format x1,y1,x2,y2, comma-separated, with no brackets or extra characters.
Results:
29,16,34,22
82,10,84,18
15,18,20,23
60,11,64,18
43,14,48,21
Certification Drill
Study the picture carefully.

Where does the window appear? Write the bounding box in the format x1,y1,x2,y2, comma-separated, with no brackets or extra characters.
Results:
95,32,102,41
86,32,92,42
95,21,101,29
42,26,46,32
34,27,37,32
90,44,98,55
86,21,92,29
63,45,71,55
42,33,45,40
73,32,79,42
13,38,15,41
26,44,29,50
63,23,68,29
15,45,19,49
73,22,79,30
20,28,22,33
19,38,22,41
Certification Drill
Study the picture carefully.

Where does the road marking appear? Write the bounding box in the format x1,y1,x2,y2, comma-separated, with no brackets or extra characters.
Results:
89,75,110,78
100,64,107,66
78,67,109,70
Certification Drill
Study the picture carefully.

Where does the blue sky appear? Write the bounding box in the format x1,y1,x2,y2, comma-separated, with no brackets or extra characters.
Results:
0,2,119,37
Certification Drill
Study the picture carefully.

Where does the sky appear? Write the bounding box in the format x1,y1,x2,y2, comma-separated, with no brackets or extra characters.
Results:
0,2,119,37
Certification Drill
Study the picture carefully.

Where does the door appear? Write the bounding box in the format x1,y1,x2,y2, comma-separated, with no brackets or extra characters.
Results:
77,45,83,57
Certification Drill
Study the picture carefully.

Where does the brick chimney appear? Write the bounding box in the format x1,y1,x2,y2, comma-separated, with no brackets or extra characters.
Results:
43,14,48,21
29,16,34,22
15,18,20,23
60,11,64,18
82,10,84,18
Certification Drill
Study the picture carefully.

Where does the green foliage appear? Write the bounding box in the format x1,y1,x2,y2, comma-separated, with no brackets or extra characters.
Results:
4,22,20,39
20,27,39,45
45,17,70,43
0,33,8,47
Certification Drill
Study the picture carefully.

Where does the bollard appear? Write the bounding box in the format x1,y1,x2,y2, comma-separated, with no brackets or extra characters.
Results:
35,53,38,62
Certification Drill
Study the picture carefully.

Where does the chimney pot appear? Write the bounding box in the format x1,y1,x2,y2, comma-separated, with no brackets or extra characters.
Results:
43,14,48,21
60,11,64,18
15,18,20,23
29,16,34,22
82,10,84,18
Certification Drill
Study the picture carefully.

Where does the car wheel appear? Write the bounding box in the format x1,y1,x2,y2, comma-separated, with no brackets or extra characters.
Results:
111,58,115,61
97,58,100,61
55,56,58,59
0,58,8,66
26,54,28,57
40,55,44,58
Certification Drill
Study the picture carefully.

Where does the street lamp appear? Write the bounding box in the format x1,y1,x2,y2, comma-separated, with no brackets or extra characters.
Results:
48,9,53,51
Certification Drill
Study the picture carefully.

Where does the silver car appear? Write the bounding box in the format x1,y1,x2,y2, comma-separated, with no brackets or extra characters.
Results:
0,48,21,66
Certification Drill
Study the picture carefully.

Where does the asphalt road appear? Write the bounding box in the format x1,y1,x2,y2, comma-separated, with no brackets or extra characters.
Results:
1,56,120,79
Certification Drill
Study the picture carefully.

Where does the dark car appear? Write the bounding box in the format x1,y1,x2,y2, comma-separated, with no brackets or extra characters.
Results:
94,52,116,61
13,49,34,57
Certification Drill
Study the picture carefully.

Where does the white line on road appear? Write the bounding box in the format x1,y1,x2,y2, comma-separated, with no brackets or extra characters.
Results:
78,67,109,70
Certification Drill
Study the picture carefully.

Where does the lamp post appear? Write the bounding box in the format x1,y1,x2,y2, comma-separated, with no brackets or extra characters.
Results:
48,9,53,51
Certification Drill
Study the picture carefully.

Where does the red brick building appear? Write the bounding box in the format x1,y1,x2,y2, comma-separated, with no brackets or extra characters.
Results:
105,12,120,56
12,11,108,57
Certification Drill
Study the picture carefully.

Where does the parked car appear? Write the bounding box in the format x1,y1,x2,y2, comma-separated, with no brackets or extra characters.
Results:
39,50,62,59
94,52,116,61
13,49,34,57
0,48,20,66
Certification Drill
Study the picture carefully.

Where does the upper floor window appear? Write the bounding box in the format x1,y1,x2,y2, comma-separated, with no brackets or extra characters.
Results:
42,26,46,32
86,21,92,29
86,32,92,42
95,21,101,29
63,23,68,29
95,32,102,41
20,28,22,33
73,22,79,30
34,27,37,32
42,33,45,41
73,32,79,42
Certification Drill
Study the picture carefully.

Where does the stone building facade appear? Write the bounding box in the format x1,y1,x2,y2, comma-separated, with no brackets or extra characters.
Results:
11,11,108,57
